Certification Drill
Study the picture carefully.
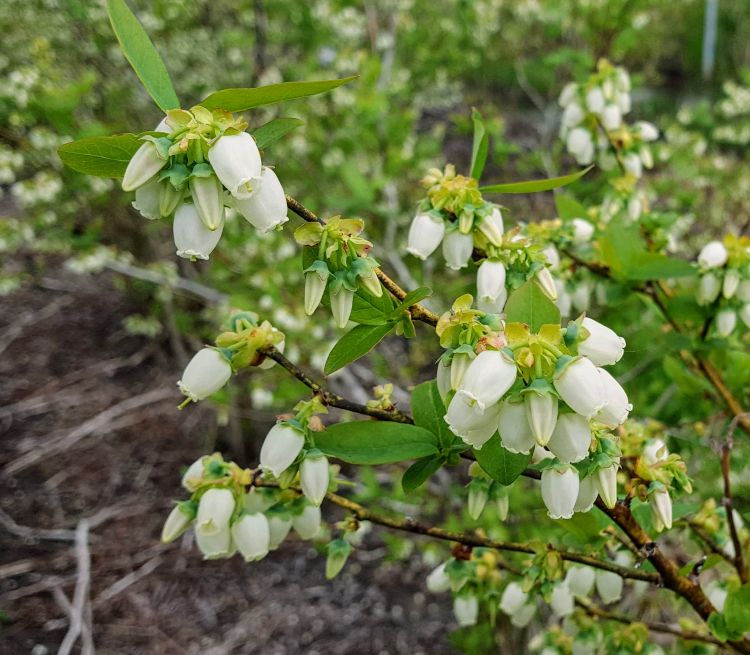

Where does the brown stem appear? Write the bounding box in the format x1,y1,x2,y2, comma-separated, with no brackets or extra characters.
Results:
721,416,748,582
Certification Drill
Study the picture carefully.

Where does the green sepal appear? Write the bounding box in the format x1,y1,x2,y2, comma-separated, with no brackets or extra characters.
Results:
190,162,214,178
159,163,190,189
303,259,331,281
141,135,172,160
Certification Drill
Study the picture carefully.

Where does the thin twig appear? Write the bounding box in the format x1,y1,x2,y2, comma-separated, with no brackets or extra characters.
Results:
721,414,748,582
57,520,92,655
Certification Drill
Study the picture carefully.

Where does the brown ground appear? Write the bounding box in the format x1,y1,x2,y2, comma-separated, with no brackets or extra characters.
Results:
0,266,458,655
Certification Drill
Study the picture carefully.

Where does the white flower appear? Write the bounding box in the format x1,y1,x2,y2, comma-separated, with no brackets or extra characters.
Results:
723,270,741,298
623,153,643,178
189,173,224,230
627,195,643,220
461,411,501,449
535,268,558,300
292,505,322,539
161,504,194,543
330,287,354,328
453,595,478,627
467,484,488,520
447,395,501,448
300,454,329,506
716,309,737,337
181,457,206,491
697,273,721,305
437,359,452,400
595,569,623,604
544,245,561,269
547,413,592,463
574,475,599,513
616,91,631,114
196,525,233,559
259,423,305,477
304,270,328,315
553,357,607,419
531,445,555,464
267,515,292,550
231,513,270,561
566,566,596,597
740,304,750,328
500,582,528,616
643,438,667,465
736,280,750,302
477,206,504,246
455,350,517,412
585,87,606,114
122,141,166,192
173,202,224,260
233,167,288,233
650,489,672,532
477,289,508,314
640,146,654,169
550,583,574,617
571,218,595,244
407,212,445,259
562,102,585,128
196,488,235,536
524,391,558,446
477,259,506,303
559,82,578,107
571,282,591,313
635,121,659,142
495,493,509,520
595,368,631,427
541,467,580,519
601,104,622,131
595,465,618,509
577,317,625,366
698,241,728,269
178,348,232,402
450,351,472,391
566,127,595,165
497,400,536,454
510,603,536,628
442,230,474,270
207,132,262,199
131,177,161,220
426,562,451,593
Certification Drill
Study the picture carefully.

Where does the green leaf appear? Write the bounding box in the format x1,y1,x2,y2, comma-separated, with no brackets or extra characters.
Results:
554,194,587,220
394,286,432,313
411,380,456,450
480,165,593,194
253,117,304,150
724,584,750,636
504,280,561,331
58,134,142,177
201,76,358,112
106,0,179,112
350,288,395,325
474,434,532,485
316,421,440,465
324,322,394,375
708,612,729,642
469,108,488,180
402,455,445,493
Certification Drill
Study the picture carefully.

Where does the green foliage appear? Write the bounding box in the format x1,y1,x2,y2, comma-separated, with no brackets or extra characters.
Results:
324,322,394,374
469,108,488,180
481,165,593,194
57,134,143,177
504,280,561,331
411,380,456,450
474,435,532,486
253,118,304,150
709,584,750,641
402,455,445,493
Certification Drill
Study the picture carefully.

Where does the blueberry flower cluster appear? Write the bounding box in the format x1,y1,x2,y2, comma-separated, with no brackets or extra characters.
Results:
123,107,288,260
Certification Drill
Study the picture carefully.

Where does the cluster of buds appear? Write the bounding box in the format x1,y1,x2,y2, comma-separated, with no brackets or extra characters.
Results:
295,217,383,328
177,311,284,406
439,296,630,519
692,498,748,561
695,236,750,337
160,453,322,561
559,59,658,178
465,462,510,521
123,107,287,260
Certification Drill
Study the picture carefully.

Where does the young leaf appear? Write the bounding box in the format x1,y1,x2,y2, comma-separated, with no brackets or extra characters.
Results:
395,286,432,312
411,380,456,450
723,584,750,636
402,455,445,493
253,117,304,150
200,77,358,112
106,0,179,112
554,194,587,220
58,134,143,177
474,434,532,486
504,280,561,331
324,322,395,375
469,108,488,181
316,421,440,465
349,288,395,325
481,165,593,194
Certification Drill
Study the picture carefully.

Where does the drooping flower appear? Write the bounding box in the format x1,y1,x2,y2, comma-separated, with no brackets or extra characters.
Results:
573,475,599,513
231,513,271,561
594,369,631,427
161,502,196,543
259,423,305,477
566,127,595,165
330,286,355,328
547,413,592,463
497,399,536,454
442,230,474,270
426,562,451,593
406,212,445,260
477,207,504,246
550,583,575,617
476,259,506,304
595,464,618,509
566,566,596,597
207,132,262,199
122,141,167,192
173,202,224,260
131,177,162,220
571,218,595,245
454,350,518,413
650,488,673,532
300,452,329,507
595,569,623,604
541,467,580,520
524,390,558,447
716,309,737,337
292,505,322,540
698,241,728,269
178,348,232,402
553,356,607,419
499,582,528,616
267,515,292,550
195,488,235,536
697,273,721,305
577,317,625,366
232,167,288,233
189,172,225,230
181,456,206,491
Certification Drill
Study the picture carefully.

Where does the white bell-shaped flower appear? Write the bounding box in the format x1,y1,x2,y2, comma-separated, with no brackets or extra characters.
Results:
510,603,536,628
739,303,750,329
445,391,489,437
577,317,625,366
304,271,328,315
595,569,623,604
567,127,595,165
532,445,555,464
697,272,721,305
723,270,741,299
467,484,488,520
650,489,673,532
601,104,622,131
616,91,632,114
562,102,585,128
453,595,479,627
497,399,536,454
450,351,472,391
585,87,606,113
574,475,599,513
456,350,517,412
196,488,235,536
178,348,232,402
233,167,288,233
640,146,654,169
571,282,591,313
544,245,561,269
524,391,558,446
292,505,322,540
547,413,592,463
559,82,578,107
173,202,224,260
643,438,667,465
181,456,206,491
259,423,305,477
716,309,737,337
500,581,528,616
231,513,270,561
161,504,194,543
595,465,618,509
477,207,504,246
698,240,728,269
536,268,558,300
207,132,262,199
623,153,643,178
189,174,225,230
541,467,580,519
571,218,595,245
736,280,750,302
267,515,292,550
635,121,659,141
566,566,596,597
550,583,575,617
196,525,233,559
477,259,507,303
122,141,167,192
495,493,510,520
407,212,445,259
426,562,451,593
330,287,355,328
436,359,452,400
460,407,501,449
132,177,162,220
443,230,474,270
477,289,508,314
594,368,631,427
553,356,607,419
300,453,329,506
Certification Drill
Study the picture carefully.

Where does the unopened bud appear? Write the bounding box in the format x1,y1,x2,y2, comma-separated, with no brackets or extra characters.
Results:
325,537,352,579
231,513,270,561
161,501,196,543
